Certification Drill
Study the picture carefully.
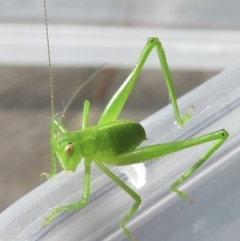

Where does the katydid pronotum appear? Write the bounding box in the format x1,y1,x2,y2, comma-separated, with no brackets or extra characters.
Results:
41,1,229,239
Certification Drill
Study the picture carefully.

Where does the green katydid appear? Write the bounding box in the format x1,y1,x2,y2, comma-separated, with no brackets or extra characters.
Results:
41,0,229,239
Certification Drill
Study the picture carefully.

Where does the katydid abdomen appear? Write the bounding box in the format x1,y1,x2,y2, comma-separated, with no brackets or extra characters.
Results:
98,119,146,155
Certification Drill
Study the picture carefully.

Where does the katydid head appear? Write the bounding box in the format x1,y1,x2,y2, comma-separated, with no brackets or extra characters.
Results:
51,118,82,172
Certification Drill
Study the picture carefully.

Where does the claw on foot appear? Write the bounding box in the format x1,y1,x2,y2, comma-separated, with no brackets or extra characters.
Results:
121,223,137,241
182,105,194,125
186,196,194,205
43,217,51,227
40,171,56,179
171,187,194,205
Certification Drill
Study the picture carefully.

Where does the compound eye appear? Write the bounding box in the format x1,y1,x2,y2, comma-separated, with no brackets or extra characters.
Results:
64,143,74,158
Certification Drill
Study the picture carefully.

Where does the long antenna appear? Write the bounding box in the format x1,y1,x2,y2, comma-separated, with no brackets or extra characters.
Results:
42,0,57,178
43,0,105,122
43,0,54,120
59,64,106,120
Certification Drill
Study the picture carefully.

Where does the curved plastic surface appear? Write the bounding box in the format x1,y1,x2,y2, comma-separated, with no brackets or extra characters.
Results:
1,62,240,241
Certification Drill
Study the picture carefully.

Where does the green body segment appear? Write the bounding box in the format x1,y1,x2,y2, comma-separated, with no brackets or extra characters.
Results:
55,120,146,171
90,120,146,160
